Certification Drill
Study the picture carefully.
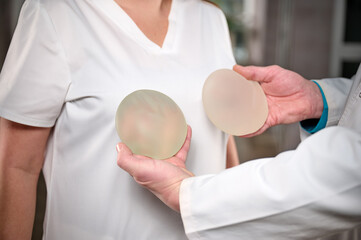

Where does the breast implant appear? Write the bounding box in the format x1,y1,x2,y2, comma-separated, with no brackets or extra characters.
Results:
115,90,187,159
202,69,268,136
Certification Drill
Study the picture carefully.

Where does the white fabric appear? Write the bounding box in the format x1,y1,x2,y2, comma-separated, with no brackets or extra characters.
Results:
0,0,235,239
180,64,361,239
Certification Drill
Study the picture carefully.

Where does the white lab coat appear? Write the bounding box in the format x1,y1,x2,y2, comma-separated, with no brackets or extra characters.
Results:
180,64,361,240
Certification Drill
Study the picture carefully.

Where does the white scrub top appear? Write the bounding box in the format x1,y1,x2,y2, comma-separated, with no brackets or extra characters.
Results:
0,0,235,239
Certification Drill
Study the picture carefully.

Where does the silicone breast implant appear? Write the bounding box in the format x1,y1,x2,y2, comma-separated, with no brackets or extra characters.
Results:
115,90,187,159
202,69,268,136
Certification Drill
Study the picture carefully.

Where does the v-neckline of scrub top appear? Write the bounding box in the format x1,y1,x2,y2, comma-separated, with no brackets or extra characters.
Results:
92,0,178,54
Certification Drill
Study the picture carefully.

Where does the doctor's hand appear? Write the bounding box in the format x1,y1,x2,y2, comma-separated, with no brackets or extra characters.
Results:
233,65,324,137
116,126,193,212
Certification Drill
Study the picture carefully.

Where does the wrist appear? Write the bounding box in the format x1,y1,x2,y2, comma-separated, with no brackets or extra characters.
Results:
307,81,324,120
166,174,193,212
157,175,192,213
157,182,181,212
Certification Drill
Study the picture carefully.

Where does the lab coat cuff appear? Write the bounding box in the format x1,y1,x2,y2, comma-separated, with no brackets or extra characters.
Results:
300,81,328,134
180,175,215,238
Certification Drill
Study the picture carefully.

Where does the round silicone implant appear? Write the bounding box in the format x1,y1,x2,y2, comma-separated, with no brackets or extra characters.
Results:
202,69,268,136
115,89,187,159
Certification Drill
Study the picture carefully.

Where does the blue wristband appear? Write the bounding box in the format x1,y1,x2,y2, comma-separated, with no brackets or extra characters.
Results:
300,81,328,134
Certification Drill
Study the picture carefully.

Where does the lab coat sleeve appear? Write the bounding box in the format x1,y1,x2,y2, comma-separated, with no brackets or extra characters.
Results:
314,77,353,127
180,126,361,240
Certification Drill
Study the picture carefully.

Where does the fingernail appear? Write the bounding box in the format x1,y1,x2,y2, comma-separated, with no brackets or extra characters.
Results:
116,144,122,152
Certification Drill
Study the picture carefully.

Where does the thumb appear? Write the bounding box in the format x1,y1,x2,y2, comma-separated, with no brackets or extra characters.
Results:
116,143,144,176
174,125,192,161
233,64,269,83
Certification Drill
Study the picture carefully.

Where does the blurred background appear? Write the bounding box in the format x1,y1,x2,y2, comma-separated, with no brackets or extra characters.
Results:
0,0,360,239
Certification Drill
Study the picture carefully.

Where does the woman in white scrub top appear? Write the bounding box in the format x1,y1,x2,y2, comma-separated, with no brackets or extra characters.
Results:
0,0,239,239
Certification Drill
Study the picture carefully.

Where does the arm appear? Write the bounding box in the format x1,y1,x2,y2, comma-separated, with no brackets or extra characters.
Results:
117,126,361,238
0,118,51,240
180,126,361,239
226,136,239,168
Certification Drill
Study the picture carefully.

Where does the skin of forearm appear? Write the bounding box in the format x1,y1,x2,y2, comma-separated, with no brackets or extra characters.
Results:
0,119,50,240
226,136,239,168
0,167,39,240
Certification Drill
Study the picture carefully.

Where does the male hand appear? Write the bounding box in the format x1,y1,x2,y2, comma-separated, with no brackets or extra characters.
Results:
116,126,193,212
233,65,324,137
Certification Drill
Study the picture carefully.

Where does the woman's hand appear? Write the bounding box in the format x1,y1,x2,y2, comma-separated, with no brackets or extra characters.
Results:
233,65,324,137
116,126,193,212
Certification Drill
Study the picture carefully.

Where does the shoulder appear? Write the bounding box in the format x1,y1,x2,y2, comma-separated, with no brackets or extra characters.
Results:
200,0,227,25
198,0,224,15
24,0,65,9
199,0,228,28
22,0,86,31
181,0,226,21
23,0,75,15
200,0,221,9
